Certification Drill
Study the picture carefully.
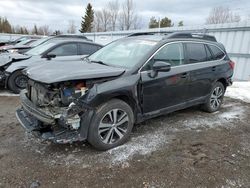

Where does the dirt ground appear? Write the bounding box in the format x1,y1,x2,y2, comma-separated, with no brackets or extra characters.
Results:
0,96,250,188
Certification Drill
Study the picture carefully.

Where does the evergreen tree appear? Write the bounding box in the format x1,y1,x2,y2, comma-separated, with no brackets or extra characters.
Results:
32,24,38,35
160,17,172,28
79,3,94,33
178,21,184,27
148,17,159,28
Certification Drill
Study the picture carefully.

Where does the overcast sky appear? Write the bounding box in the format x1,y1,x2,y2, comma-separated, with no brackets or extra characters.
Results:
0,0,249,32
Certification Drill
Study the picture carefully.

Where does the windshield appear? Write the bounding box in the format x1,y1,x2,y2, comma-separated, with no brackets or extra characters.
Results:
30,37,51,47
88,39,157,68
25,40,57,56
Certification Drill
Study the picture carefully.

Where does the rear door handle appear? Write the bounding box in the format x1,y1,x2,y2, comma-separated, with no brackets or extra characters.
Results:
180,72,189,78
212,66,216,71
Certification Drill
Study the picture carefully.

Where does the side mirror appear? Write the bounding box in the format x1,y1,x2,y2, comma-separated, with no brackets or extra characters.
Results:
153,61,171,72
43,54,56,60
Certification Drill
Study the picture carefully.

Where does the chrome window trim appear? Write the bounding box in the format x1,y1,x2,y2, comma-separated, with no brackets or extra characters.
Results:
139,41,226,73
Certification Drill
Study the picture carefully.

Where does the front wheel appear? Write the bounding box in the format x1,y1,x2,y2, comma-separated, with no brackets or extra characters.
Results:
202,82,225,113
88,99,134,150
8,70,28,94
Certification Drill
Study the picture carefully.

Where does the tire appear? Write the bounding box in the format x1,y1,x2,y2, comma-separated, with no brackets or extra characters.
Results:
88,99,134,151
7,70,28,94
202,82,225,113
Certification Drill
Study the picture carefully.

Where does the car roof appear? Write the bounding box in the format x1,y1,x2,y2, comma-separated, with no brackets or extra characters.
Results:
45,38,103,46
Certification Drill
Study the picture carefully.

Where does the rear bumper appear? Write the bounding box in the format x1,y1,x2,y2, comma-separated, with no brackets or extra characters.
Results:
227,77,233,86
16,91,88,143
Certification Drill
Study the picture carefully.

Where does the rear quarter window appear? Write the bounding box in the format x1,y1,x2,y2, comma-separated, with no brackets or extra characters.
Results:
185,43,207,63
208,45,225,60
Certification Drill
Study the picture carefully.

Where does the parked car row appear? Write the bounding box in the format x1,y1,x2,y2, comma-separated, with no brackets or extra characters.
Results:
13,32,234,150
0,34,103,93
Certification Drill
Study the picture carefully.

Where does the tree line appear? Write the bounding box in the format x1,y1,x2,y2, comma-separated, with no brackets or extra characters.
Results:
0,1,243,35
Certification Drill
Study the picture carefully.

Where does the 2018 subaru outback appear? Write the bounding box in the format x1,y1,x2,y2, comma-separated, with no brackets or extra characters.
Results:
16,32,234,150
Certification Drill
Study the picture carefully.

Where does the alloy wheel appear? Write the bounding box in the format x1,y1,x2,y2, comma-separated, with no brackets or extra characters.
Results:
210,86,224,110
98,109,129,144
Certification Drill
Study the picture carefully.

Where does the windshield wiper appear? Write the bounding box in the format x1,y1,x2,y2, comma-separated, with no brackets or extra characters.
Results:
90,60,108,66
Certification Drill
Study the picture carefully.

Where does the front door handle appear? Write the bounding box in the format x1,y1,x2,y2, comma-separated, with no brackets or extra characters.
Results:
212,66,216,71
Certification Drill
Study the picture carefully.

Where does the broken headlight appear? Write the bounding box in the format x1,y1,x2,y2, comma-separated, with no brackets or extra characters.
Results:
61,82,88,106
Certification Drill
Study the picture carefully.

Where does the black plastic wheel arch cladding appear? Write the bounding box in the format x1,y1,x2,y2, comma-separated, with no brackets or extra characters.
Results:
78,74,142,121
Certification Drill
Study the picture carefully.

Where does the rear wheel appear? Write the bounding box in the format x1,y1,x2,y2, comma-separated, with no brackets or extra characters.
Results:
202,82,225,113
88,99,134,150
8,70,28,94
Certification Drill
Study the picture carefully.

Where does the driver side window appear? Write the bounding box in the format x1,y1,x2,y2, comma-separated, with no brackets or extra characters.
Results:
144,43,184,70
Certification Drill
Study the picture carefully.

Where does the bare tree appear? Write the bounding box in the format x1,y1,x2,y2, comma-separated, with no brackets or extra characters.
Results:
206,6,241,24
67,20,76,34
107,0,119,31
94,9,111,32
38,25,51,35
119,0,140,30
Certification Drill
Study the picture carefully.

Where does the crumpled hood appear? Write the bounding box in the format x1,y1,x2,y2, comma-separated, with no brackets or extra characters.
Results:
25,60,126,84
0,53,31,67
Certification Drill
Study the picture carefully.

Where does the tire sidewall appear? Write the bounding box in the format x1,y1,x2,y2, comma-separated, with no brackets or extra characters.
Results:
88,99,134,151
8,70,28,94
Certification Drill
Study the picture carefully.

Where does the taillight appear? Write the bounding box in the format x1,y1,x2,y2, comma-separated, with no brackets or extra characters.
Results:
229,60,235,70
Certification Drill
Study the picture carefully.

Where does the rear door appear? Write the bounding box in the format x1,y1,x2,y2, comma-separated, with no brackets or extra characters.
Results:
183,42,221,101
140,42,190,113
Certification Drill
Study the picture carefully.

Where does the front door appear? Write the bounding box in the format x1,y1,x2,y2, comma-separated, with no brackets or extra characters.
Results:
140,42,190,114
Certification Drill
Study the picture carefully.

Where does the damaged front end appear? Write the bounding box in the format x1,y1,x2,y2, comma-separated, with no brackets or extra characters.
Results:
16,79,95,144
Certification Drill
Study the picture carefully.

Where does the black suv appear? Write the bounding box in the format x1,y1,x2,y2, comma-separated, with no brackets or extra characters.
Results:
16,32,234,150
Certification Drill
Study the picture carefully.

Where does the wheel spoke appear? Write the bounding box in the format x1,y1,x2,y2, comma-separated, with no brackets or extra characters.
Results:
117,127,127,133
113,109,118,123
99,127,111,134
99,122,113,128
116,116,129,126
114,127,124,139
118,111,127,122
211,94,217,99
103,129,114,144
107,111,113,123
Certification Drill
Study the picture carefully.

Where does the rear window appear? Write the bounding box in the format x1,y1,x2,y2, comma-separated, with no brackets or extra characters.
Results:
185,43,207,63
208,45,225,60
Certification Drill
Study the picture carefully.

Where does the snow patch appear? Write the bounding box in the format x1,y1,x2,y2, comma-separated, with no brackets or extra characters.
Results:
107,130,173,164
225,82,250,103
182,104,247,130
0,91,19,97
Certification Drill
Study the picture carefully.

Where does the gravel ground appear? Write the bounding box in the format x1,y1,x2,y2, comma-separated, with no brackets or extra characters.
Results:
0,96,250,188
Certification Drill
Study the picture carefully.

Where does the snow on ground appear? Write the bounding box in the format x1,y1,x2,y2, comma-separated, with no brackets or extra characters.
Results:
225,82,250,103
0,90,18,97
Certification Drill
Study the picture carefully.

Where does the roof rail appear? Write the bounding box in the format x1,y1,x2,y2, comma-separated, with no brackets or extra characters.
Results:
127,31,172,37
127,31,217,42
50,34,88,39
166,32,217,42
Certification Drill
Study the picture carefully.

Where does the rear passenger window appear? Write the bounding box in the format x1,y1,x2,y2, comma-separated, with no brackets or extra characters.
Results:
208,45,225,60
79,43,101,55
153,43,184,67
49,43,77,56
205,45,213,61
185,43,207,63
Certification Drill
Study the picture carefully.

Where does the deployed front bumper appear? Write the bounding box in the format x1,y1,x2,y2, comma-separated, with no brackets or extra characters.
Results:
16,90,87,143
